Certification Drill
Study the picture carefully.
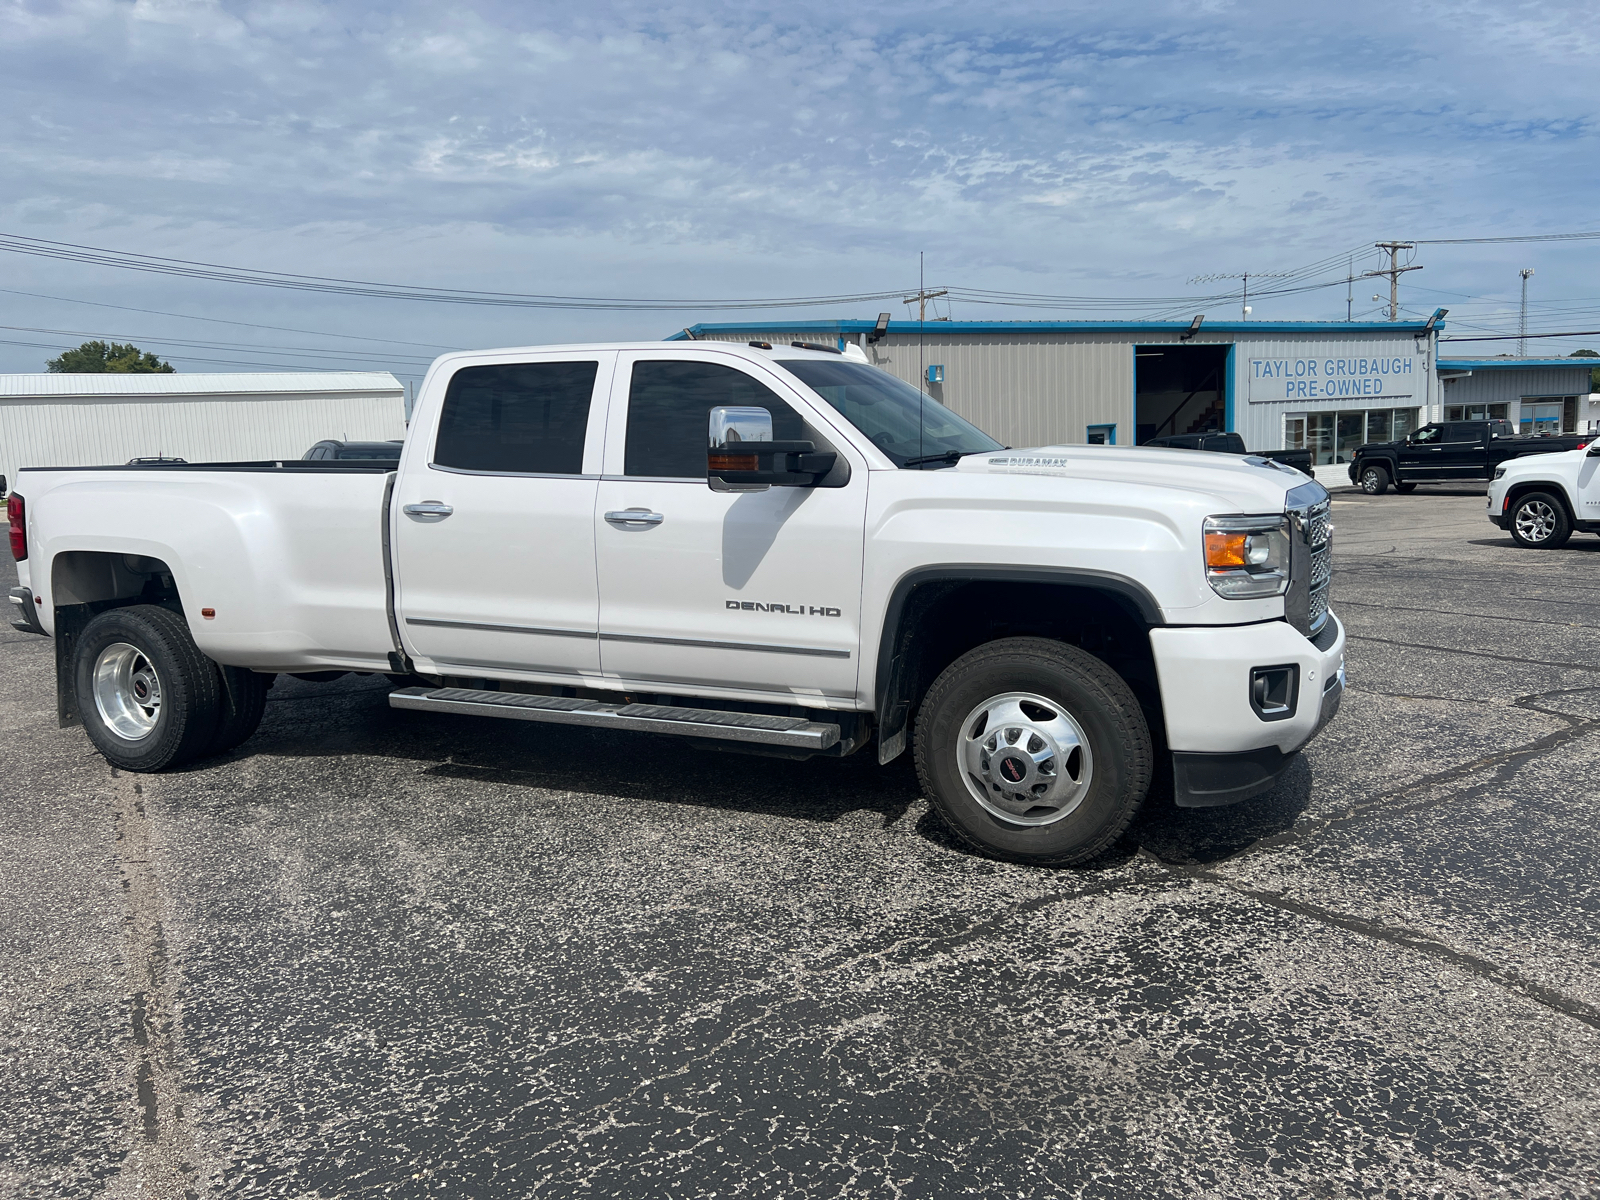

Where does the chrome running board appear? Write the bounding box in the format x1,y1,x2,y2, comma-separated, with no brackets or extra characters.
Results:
388,686,840,751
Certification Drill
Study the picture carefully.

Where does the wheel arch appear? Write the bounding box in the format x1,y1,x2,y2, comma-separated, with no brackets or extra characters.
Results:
1504,480,1576,525
50,550,186,729
872,566,1164,765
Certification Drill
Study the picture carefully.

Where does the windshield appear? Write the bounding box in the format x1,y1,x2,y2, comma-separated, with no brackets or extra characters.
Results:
779,359,1003,467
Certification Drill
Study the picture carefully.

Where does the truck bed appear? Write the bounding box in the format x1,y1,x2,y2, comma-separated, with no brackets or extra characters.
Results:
18,460,398,672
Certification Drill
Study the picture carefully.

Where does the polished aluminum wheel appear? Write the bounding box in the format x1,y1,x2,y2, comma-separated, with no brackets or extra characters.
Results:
93,642,163,740
1515,499,1558,543
957,691,1093,826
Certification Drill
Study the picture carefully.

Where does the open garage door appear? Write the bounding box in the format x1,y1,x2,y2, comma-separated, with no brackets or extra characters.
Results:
1135,344,1231,445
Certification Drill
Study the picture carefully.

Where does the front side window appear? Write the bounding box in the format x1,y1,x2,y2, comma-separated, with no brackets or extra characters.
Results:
625,361,809,478
1411,425,1441,444
779,360,1002,467
434,361,598,474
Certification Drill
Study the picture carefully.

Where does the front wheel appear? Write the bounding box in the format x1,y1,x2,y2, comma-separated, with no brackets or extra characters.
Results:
1360,465,1390,495
1508,491,1572,549
913,638,1152,866
74,605,221,771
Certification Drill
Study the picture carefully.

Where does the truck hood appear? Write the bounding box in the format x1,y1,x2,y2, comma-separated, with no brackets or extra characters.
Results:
953,444,1317,513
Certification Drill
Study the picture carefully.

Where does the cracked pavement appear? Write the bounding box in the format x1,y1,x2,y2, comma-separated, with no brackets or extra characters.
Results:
3,486,1598,1198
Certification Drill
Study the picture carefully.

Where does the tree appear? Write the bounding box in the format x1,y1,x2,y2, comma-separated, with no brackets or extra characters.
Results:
1571,348,1599,392
46,341,174,373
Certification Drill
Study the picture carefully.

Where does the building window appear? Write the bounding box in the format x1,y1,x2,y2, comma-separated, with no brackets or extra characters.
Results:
1284,408,1419,466
1086,423,1116,445
1518,398,1577,436
1445,403,1509,422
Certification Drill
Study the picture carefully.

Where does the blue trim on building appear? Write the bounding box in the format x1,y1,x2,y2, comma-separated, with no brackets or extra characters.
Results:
1224,344,1236,433
669,318,1441,340
1437,358,1596,371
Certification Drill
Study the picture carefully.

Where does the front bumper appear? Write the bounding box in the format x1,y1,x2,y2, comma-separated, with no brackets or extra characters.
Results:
1150,612,1346,807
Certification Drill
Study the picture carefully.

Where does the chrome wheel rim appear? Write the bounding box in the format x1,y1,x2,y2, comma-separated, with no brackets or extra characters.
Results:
1515,500,1557,543
93,642,163,741
956,691,1093,826
1362,470,1381,492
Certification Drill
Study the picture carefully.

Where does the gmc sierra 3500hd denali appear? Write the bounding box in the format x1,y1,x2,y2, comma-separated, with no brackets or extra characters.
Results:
6,340,1344,866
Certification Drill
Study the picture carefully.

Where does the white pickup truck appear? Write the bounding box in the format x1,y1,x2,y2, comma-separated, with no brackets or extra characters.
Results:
1487,442,1600,548
6,340,1344,865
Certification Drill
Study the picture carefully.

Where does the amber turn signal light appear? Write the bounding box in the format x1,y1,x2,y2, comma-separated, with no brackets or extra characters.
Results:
709,453,759,472
201,607,216,619
1204,530,1249,569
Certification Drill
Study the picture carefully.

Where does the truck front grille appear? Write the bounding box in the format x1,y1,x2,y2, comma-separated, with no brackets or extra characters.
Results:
1285,482,1333,638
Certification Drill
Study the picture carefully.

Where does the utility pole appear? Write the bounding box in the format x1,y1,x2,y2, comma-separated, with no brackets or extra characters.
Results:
1519,268,1534,356
1346,256,1354,321
902,287,948,321
1362,241,1422,320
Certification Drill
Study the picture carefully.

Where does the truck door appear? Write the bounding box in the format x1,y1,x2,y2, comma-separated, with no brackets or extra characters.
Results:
1439,422,1487,478
593,353,867,705
392,352,614,682
1397,423,1444,477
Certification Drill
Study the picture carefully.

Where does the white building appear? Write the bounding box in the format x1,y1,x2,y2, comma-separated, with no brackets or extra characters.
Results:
0,372,405,487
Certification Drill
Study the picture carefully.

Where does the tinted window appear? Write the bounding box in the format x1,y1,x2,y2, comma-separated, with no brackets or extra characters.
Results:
625,361,807,478
780,359,1001,467
1445,423,1481,442
434,362,598,474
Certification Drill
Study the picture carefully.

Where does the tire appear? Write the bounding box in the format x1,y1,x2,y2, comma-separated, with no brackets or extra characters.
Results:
74,605,221,772
206,666,270,756
1394,481,1417,494
1508,491,1572,549
913,637,1153,867
1359,464,1390,495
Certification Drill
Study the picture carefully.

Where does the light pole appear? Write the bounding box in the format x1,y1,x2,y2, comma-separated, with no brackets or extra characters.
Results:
1519,268,1534,357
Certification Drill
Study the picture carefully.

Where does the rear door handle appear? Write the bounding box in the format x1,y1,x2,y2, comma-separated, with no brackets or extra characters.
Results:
403,501,454,519
605,509,664,526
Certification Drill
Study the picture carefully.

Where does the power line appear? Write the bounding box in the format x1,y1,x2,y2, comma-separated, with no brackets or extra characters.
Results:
0,287,460,350
1414,231,1600,245
0,233,914,312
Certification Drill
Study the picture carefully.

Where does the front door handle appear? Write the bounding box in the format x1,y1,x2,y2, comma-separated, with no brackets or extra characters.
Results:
403,501,454,519
605,508,664,526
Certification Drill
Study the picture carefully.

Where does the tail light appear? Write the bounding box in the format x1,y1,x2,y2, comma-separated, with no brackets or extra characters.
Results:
7,493,24,561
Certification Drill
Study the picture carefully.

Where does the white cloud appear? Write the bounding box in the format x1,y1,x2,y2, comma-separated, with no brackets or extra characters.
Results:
0,0,1596,371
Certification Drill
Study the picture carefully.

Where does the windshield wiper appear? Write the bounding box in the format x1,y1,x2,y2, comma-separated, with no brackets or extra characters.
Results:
900,450,968,468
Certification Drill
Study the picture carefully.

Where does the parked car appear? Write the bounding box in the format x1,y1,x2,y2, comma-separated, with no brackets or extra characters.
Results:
1142,431,1313,475
1348,420,1591,495
303,439,403,462
1485,443,1600,548
7,341,1344,866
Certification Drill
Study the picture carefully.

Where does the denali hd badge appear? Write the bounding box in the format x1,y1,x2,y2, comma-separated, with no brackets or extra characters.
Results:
726,601,841,617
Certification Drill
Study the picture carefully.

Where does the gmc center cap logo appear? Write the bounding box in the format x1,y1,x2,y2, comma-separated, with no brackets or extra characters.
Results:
998,754,1028,783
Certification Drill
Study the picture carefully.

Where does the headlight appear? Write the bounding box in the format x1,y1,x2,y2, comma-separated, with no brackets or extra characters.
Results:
1492,466,1506,480
1204,515,1290,598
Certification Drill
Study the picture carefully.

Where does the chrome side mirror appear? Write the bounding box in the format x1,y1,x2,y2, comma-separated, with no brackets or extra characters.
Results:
709,406,774,450
706,405,836,490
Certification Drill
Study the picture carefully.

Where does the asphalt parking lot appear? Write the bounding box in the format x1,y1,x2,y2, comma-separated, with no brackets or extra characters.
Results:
4,486,1599,1199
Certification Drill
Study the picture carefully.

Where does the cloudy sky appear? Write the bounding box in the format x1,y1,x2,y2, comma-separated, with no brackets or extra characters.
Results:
1,0,1597,380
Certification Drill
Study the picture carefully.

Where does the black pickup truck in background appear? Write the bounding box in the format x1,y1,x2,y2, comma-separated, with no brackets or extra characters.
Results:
1141,431,1314,474
1347,420,1593,495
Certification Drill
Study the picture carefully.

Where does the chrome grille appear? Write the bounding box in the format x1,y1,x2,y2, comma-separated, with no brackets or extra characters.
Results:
1285,481,1333,638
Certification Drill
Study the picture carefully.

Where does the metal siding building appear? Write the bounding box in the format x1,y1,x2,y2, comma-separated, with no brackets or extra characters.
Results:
0,372,405,486
672,319,1439,478
1436,359,1596,434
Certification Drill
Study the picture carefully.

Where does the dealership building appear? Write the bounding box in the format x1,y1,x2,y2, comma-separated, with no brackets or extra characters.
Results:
672,319,1594,478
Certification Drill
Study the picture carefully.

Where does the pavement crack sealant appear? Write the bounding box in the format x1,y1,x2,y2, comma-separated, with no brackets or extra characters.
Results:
108,769,208,1199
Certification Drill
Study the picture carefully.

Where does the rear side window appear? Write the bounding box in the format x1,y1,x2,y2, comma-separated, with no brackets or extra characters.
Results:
624,361,808,478
434,361,598,475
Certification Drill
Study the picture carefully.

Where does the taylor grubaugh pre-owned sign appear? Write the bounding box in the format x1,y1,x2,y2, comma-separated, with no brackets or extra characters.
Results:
1248,350,1422,403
